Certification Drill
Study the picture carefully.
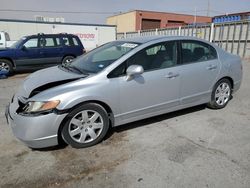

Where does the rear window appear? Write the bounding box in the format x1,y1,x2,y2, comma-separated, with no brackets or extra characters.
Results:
72,37,80,46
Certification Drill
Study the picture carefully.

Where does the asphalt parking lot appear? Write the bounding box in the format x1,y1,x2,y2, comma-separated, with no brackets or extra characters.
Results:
0,61,250,188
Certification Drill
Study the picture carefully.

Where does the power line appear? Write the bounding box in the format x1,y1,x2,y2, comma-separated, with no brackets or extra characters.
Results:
0,9,121,15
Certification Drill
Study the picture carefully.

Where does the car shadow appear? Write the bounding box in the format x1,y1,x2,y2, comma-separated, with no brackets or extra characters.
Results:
105,104,206,139
34,104,206,152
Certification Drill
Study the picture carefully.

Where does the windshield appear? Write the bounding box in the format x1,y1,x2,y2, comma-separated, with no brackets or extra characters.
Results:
10,37,26,49
70,41,140,74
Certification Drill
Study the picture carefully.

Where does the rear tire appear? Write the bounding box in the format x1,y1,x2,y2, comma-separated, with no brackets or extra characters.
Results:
0,59,13,75
62,56,75,66
207,78,232,109
61,103,110,148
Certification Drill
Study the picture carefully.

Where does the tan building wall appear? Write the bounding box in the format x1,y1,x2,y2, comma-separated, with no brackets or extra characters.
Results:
107,11,136,33
107,10,212,33
135,10,212,30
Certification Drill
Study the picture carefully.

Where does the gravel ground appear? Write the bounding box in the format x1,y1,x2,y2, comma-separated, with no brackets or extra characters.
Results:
0,61,250,188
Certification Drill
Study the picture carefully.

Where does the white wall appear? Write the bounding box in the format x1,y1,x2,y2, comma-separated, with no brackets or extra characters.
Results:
0,20,116,50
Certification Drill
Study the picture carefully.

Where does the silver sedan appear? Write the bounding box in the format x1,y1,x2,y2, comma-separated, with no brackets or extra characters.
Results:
6,36,242,149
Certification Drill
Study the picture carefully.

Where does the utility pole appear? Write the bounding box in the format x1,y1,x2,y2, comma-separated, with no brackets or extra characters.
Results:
194,7,197,25
207,0,210,17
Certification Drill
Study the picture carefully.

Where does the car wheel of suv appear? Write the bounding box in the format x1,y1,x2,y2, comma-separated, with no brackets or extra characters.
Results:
0,59,13,75
62,56,75,66
61,103,110,148
207,78,232,109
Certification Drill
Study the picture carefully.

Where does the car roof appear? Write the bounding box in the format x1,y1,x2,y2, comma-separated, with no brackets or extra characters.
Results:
118,35,209,44
24,33,76,38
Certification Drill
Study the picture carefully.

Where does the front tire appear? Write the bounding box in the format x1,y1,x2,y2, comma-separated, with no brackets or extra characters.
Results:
61,103,110,148
207,78,232,109
0,59,13,75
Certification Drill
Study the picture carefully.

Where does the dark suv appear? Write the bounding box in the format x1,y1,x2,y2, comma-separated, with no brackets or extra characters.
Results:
0,33,85,74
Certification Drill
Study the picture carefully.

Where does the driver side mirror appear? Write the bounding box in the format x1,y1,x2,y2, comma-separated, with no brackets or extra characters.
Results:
126,65,144,81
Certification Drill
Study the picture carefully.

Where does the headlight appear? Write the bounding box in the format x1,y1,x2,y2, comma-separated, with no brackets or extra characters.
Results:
23,100,60,113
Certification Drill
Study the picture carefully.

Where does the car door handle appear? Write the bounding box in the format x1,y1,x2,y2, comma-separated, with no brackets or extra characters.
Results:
165,72,179,78
207,65,217,70
0,43,3,45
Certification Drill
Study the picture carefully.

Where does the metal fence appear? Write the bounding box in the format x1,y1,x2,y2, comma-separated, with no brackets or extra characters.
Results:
117,20,250,58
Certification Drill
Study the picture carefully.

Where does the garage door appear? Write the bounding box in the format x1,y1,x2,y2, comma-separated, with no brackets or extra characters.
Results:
141,19,161,30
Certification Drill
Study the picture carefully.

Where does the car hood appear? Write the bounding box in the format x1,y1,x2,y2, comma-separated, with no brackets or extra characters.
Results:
18,66,87,98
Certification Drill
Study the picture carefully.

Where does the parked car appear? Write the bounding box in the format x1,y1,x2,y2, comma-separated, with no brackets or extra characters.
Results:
0,31,16,48
6,36,242,149
0,33,85,74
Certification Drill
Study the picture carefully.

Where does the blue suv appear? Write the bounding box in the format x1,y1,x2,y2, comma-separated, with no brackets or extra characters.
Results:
0,33,85,74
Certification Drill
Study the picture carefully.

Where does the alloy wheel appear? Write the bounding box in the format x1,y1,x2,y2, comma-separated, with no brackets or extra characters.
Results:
215,82,231,106
0,62,10,73
68,110,104,144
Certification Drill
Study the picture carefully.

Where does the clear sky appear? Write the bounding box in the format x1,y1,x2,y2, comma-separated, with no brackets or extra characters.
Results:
0,0,250,24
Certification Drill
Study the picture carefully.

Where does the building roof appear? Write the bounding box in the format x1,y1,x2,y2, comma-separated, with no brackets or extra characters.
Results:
107,9,211,19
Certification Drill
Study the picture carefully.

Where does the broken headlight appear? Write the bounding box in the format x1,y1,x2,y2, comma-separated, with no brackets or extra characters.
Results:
23,100,60,114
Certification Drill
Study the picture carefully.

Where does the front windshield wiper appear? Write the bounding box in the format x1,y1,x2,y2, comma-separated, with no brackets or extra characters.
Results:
60,64,89,75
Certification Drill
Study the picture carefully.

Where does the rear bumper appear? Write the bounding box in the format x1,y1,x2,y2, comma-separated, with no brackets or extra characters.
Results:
6,97,67,149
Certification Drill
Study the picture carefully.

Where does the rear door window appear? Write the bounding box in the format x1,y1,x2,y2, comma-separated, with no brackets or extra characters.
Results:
181,40,217,64
40,37,60,47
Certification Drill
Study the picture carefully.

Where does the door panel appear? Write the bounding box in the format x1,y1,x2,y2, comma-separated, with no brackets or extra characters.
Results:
15,37,43,67
180,59,220,104
112,41,181,122
179,40,220,104
39,36,63,66
117,67,181,121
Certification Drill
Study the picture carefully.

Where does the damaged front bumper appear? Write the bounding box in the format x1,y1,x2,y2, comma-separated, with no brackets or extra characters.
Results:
6,95,68,149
